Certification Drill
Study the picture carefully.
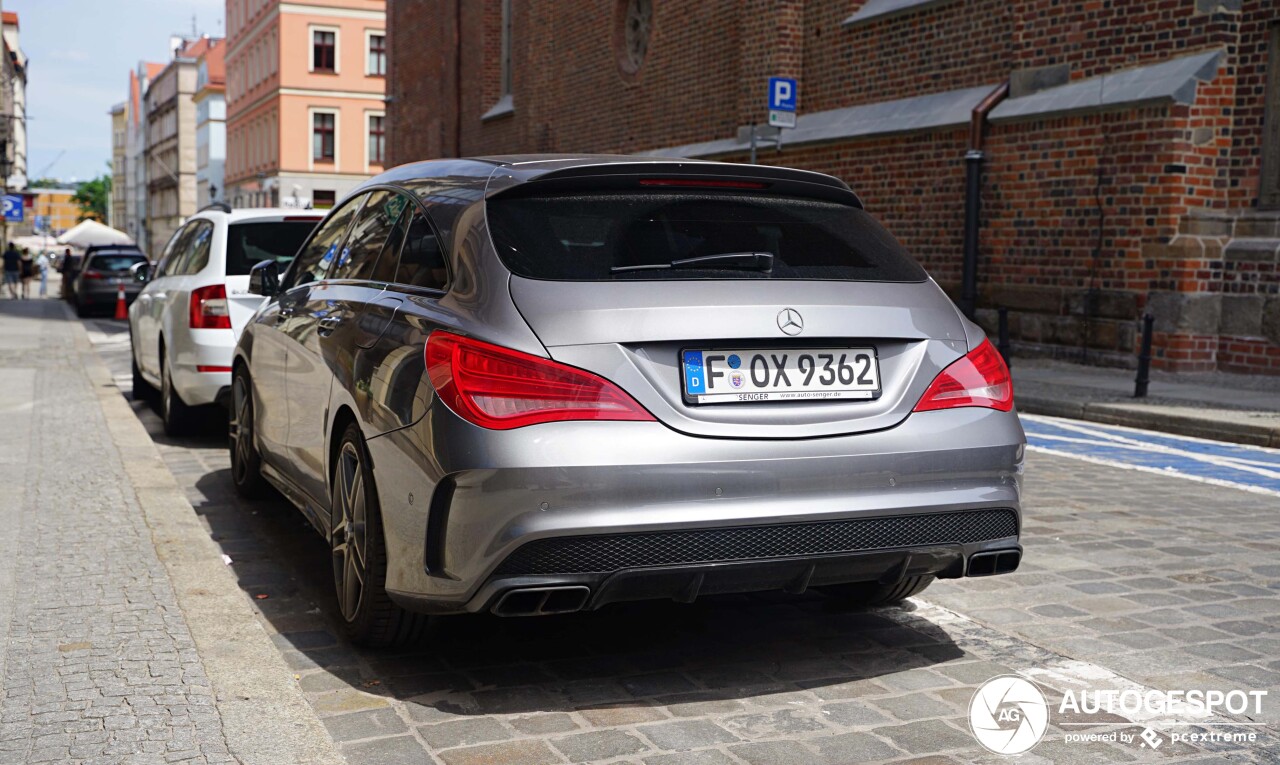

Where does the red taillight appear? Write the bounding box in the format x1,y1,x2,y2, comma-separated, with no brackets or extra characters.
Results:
425,331,655,430
190,284,232,330
82,270,104,280
913,339,1013,413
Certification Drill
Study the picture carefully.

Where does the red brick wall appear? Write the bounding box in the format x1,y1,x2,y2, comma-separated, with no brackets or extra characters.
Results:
387,1,1280,374
802,0,1012,114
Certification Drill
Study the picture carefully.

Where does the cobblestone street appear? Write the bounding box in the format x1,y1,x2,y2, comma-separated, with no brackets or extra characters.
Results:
40,311,1274,765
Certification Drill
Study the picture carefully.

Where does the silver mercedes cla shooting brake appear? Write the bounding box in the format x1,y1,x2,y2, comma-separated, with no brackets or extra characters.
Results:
230,156,1025,647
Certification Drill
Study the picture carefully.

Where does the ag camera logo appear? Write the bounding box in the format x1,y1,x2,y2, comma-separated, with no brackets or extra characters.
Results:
969,675,1050,754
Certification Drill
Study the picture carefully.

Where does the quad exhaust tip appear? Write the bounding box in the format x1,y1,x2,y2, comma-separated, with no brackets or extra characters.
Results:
966,549,1021,577
492,585,590,616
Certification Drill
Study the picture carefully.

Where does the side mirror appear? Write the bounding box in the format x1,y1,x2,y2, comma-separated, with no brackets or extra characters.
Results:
249,259,280,296
130,261,151,283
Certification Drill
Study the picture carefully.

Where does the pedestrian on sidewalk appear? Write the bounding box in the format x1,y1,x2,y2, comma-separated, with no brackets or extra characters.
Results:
18,248,34,299
35,250,48,297
2,243,20,299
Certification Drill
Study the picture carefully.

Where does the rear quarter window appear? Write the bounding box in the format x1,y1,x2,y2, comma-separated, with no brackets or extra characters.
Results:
485,192,926,283
225,221,322,276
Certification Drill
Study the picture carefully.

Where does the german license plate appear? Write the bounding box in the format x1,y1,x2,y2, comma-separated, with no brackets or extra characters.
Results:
681,348,880,404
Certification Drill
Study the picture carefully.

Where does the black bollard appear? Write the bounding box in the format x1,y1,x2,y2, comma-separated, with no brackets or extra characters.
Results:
1134,314,1154,398
997,307,1011,368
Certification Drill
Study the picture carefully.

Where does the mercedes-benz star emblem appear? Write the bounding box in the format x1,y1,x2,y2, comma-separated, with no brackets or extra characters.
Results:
777,308,804,336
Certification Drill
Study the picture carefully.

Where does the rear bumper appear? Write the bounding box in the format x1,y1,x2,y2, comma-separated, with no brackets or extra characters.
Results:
171,328,236,407
77,284,142,305
371,405,1026,614
393,524,1021,617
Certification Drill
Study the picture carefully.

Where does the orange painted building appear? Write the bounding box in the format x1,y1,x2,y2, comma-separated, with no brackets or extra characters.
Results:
224,0,386,209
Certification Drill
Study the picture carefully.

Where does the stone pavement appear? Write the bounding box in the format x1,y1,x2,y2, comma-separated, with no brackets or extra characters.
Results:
1012,358,1280,447
76,314,1280,765
0,298,340,765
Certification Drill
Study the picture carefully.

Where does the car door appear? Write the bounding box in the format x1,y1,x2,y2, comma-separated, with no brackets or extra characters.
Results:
359,204,450,435
138,224,195,379
165,221,214,377
272,194,366,508
317,190,404,398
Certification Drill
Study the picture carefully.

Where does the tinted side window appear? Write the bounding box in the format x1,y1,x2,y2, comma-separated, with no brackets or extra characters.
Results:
283,195,365,290
369,205,411,283
394,210,447,290
155,224,195,278
180,221,214,275
331,191,406,281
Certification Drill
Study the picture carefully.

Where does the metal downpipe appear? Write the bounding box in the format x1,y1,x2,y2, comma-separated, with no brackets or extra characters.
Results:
959,81,1009,320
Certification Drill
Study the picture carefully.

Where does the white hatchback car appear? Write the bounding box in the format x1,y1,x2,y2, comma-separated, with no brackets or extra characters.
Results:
129,205,323,434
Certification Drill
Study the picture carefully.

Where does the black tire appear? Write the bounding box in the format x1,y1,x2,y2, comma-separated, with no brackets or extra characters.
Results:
130,331,156,402
821,575,934,607
331,421,428,648
160,353,194,437
229,368,269,499
74,298,88,318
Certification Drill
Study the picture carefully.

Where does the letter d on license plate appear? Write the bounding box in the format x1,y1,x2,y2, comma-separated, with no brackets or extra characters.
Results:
681,347,880,405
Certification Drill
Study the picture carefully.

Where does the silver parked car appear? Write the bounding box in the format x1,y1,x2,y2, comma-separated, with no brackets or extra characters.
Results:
231,156,1025,647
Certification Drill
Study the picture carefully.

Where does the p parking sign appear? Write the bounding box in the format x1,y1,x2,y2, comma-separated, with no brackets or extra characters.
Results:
2,195,22,223
768,77,797,112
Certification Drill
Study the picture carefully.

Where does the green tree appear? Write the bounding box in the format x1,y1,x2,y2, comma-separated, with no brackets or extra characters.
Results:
72,174,111,221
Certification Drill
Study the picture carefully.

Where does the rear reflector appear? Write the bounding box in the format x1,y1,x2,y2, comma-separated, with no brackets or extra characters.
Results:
638,178,768,190
425,331,655,430
196,365,233,373
190,284,232,330
82,270,104,280
913,339,1013,413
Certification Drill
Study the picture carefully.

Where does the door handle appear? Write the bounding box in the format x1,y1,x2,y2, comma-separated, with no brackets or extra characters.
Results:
318,316,343,336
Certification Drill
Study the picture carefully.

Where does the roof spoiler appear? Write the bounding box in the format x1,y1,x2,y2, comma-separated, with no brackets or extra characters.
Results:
502,161,863,207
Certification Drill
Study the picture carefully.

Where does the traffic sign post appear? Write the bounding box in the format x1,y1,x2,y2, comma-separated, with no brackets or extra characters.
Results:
752,77,798,163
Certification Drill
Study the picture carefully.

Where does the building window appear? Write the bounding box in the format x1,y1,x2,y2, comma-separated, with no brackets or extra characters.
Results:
1263,26,1280,209
313,112,336,161
368,114,385,165
368,33,386,76
313,189,336,209
312,29,337,72
617,0,652,76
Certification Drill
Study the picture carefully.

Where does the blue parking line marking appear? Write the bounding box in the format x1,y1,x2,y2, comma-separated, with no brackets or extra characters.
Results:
1020,414,1280,497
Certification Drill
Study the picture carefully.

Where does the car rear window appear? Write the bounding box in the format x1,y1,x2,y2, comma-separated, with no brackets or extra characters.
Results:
225,221,320,276
87,254,146,272
485,192,926,282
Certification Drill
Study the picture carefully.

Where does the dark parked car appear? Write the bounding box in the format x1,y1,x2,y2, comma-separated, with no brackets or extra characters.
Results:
72,248,148,316
230,156,1025,647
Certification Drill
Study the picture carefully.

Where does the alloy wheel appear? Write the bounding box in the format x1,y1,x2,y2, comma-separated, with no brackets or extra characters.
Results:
331,441,368,623
230,376,252,484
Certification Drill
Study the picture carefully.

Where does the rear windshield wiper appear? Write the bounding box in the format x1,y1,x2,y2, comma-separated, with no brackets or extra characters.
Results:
610,252,774,273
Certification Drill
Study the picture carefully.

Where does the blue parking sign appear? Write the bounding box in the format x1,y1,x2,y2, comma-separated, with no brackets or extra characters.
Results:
2,194,22,223
768,77,796,112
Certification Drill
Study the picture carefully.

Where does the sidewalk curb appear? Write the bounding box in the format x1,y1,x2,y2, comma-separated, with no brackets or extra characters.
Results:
73,314,345,765
1017,394,1280,447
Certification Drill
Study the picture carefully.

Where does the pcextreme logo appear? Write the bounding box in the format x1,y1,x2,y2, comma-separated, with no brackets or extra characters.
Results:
968,675,1050,755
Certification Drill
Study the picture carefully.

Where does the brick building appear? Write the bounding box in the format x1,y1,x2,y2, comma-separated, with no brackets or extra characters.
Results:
387,0,1280,375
